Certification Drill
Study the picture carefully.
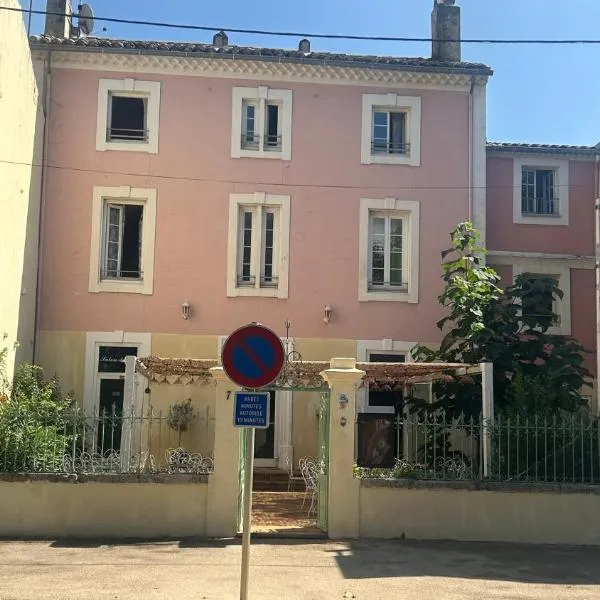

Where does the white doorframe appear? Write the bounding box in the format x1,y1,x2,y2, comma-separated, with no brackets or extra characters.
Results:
83,331,151,454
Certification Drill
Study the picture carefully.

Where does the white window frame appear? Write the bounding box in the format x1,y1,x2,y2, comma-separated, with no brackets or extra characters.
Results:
96,79,161,154
227,193,291,298
89,186,157,295
512,259,571,335
361,94,421,166
357,340,414,414
231,86,292,160
513,156,569,226
358,198,419,303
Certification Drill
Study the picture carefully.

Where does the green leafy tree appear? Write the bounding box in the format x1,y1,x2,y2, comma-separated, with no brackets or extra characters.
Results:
412,222,590,417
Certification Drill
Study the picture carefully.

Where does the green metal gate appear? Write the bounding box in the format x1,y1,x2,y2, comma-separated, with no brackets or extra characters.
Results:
317,391,330,532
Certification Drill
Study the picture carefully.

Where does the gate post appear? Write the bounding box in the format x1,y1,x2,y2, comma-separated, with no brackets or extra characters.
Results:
321,358,365,539
207,366,241,538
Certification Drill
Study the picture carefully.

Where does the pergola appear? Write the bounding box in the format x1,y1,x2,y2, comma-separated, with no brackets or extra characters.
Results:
134,356,492,399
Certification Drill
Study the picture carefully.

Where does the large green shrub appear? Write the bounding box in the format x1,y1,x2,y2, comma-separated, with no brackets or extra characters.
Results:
0,360,75,473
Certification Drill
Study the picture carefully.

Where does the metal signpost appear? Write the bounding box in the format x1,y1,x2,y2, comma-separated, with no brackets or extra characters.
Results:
221,323,285,600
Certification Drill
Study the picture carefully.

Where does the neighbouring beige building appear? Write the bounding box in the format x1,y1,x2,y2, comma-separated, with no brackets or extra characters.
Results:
0,0,44,381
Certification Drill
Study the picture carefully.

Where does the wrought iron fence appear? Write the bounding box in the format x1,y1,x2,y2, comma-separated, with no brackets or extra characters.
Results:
355,410,600,484
0,407,213,475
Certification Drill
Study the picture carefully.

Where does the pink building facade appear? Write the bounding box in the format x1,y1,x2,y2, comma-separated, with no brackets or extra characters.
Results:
486,144,599,383
22,2,599,466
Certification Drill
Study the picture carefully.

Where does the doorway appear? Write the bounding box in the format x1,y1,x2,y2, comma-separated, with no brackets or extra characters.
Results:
254,390,276,466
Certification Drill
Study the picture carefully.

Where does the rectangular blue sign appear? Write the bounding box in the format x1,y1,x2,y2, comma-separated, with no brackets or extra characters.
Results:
234,391,270,429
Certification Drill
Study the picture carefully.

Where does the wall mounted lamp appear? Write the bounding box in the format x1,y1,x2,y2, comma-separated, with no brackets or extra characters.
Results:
181,301,192,320
323,304,333,324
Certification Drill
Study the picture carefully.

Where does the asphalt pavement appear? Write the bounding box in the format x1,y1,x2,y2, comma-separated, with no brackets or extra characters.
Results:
0,537,599,599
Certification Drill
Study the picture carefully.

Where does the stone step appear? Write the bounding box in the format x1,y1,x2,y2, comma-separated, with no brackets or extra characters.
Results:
252,468,305,491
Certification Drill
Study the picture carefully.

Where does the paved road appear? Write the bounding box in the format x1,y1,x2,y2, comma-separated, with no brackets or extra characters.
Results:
0,538,599,599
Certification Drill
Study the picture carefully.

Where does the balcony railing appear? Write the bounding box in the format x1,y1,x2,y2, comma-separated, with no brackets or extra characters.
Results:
237,275,279,288
107,127,149,142
371,140,411,155
241,134,282,151
101,269,143,280
521,196,560,217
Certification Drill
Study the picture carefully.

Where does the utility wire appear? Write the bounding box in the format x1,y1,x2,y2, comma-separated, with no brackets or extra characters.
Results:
6,5,600,45
0,157,589,192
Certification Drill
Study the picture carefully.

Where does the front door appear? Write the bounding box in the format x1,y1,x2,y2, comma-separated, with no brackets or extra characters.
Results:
254,390,277,467
97,378,124,452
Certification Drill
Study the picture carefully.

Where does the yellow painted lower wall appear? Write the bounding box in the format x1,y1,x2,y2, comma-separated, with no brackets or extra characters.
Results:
36,331,86,402
0,480,208,538
360,483,600,545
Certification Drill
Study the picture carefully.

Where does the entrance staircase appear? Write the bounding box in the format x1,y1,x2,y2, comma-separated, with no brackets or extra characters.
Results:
253,467,305,491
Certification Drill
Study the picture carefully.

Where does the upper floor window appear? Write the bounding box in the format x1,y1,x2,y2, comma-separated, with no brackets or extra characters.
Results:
232,87,292,160
358,198,420,303
96,79,161,154
513,157,569,226
361,94,421,166
521,168,558,217
89,186,157,295
227,193,291,298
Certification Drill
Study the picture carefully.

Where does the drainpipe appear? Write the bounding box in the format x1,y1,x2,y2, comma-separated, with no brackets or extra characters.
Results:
468,76,474,225
32,50,52,364
595,153,600,415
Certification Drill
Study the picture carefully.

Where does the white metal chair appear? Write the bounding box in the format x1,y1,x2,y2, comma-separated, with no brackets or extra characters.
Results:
303,460,318,517
285,455,304,492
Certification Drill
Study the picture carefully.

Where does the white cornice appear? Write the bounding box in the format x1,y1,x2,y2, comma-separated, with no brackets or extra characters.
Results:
488,250,594,270
33,50,487,91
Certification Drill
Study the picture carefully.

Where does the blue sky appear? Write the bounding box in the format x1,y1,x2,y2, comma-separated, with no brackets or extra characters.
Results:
24,0,600,146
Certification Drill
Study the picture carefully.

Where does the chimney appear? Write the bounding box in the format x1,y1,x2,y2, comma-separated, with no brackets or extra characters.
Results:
44,0,73,38
431,0,461,63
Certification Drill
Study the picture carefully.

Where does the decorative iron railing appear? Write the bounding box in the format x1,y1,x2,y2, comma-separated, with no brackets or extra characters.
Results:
0,407,213,475
355,410,600,484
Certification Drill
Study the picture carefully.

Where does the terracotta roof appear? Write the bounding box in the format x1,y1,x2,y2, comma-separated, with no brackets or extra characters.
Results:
29,35,493,76
487,142,600,157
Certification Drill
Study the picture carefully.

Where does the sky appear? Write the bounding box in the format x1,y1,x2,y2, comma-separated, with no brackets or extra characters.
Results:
23,0,600,146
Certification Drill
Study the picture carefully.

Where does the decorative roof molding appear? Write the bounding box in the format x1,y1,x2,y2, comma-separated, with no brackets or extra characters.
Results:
32,49,488,90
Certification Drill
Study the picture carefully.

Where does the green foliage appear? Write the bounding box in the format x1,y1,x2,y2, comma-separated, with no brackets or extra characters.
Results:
412,222,590,418
0,363,75,472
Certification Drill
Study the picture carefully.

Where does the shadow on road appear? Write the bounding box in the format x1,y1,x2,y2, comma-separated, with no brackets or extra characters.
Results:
330,539,600,585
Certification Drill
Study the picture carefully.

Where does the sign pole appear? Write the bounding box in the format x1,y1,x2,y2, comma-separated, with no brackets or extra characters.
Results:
240,426,255,600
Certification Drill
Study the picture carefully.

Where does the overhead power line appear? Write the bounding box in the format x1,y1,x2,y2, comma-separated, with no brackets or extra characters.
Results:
5,5,600,45
0,158,590,192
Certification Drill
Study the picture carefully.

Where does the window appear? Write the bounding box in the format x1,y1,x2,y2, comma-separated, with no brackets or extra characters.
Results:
232,87,292,160
367,352,406,411
361,94,421,166
369,214,406,290
512,260,571,335
372,111,407,155
102,204,143,280
227,193,291,298
520,274,557,324
521,168,557,217
237,207,279,288
359,198,420,303
512,157,569,226
108,95,147,142
89,186,157,295
96,79,161,153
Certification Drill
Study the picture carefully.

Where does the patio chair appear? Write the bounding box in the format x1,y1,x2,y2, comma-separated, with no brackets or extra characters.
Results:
300,458,318,514
304,461,319,517
285,455,304,492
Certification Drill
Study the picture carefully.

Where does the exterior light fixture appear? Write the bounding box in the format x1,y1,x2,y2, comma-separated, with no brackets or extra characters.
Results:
181,301,191,320
323,305,332,324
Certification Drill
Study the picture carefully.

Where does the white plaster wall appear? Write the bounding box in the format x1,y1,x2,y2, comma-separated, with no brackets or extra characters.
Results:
0,0,43,380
